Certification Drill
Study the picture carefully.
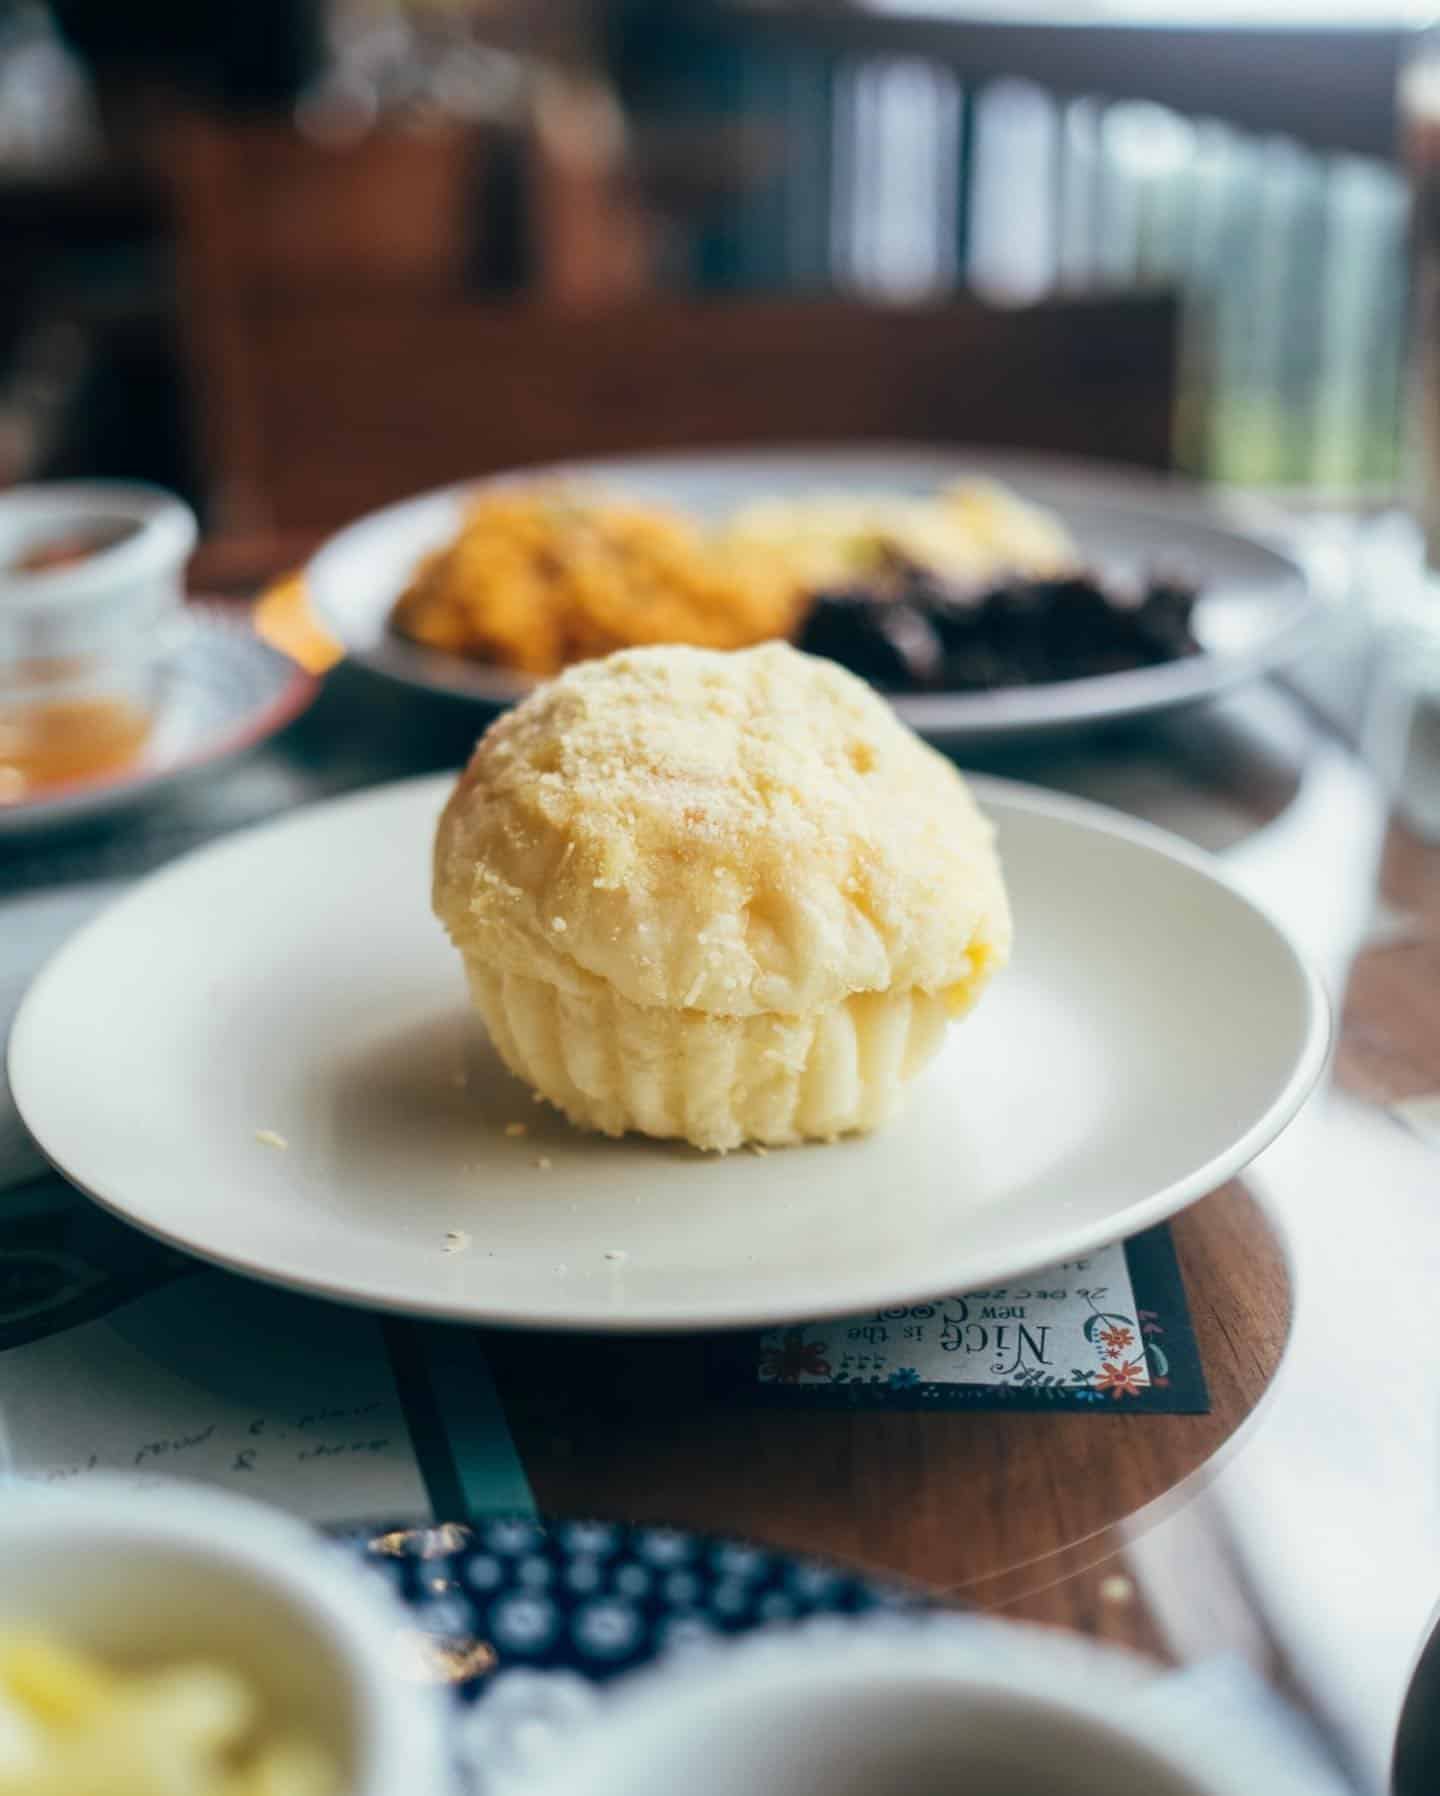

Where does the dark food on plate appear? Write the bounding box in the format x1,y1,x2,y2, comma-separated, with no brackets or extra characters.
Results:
797,558,1200,693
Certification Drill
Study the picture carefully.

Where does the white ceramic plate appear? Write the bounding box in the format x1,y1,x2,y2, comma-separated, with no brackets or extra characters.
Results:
9,774,1327,1333
0,606,319,837
305,447,1317,741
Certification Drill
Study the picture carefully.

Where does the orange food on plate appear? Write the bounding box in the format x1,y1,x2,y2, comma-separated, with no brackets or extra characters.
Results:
390,491,800,677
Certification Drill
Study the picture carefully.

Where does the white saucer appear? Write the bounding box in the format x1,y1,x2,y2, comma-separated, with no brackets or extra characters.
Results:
0,605,319,836
8,774,1328,1332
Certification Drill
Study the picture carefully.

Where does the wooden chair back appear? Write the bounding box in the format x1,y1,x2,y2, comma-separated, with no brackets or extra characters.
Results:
187,290,1177,532
163,109,492,528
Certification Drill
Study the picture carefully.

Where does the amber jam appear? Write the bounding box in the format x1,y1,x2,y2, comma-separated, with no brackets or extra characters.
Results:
0,663,153,802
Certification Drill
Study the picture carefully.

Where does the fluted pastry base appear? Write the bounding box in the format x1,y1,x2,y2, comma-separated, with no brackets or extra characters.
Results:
463,961,950,1152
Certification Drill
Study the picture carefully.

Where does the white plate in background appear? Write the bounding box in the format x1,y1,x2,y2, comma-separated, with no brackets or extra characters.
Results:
305,446,1318,740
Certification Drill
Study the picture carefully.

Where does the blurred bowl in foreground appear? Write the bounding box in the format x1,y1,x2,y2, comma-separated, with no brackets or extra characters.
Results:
503,1615,1316,1796
0,1477,452,1796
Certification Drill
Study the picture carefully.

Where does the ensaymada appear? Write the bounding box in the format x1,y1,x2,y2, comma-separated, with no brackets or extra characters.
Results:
433,641,1011,1151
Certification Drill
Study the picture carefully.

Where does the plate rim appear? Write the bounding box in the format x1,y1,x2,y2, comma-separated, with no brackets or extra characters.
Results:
304,443,1320,739
8,771,1331,1333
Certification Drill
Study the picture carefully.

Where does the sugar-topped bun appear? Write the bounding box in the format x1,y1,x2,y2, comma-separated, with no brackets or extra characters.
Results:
434,642,1011,1150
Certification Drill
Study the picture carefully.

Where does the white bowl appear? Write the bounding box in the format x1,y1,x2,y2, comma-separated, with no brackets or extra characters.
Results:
0,481,196,660
502,1617,1314,1796
0,1478,452,1796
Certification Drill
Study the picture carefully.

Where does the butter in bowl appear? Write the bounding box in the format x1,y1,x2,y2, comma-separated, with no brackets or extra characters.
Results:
0,1480,453,1796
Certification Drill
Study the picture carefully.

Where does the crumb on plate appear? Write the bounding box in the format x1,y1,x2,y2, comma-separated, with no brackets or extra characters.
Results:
254,1129,288,1151
443,1230,472,1256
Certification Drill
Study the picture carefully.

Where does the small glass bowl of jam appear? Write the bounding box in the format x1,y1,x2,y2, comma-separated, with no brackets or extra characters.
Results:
0,483,198,803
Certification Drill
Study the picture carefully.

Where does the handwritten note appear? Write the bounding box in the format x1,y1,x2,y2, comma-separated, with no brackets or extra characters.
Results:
0,1270,431,1520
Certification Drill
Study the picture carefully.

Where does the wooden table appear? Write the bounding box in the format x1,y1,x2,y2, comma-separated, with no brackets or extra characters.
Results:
486,1185,1290,1617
